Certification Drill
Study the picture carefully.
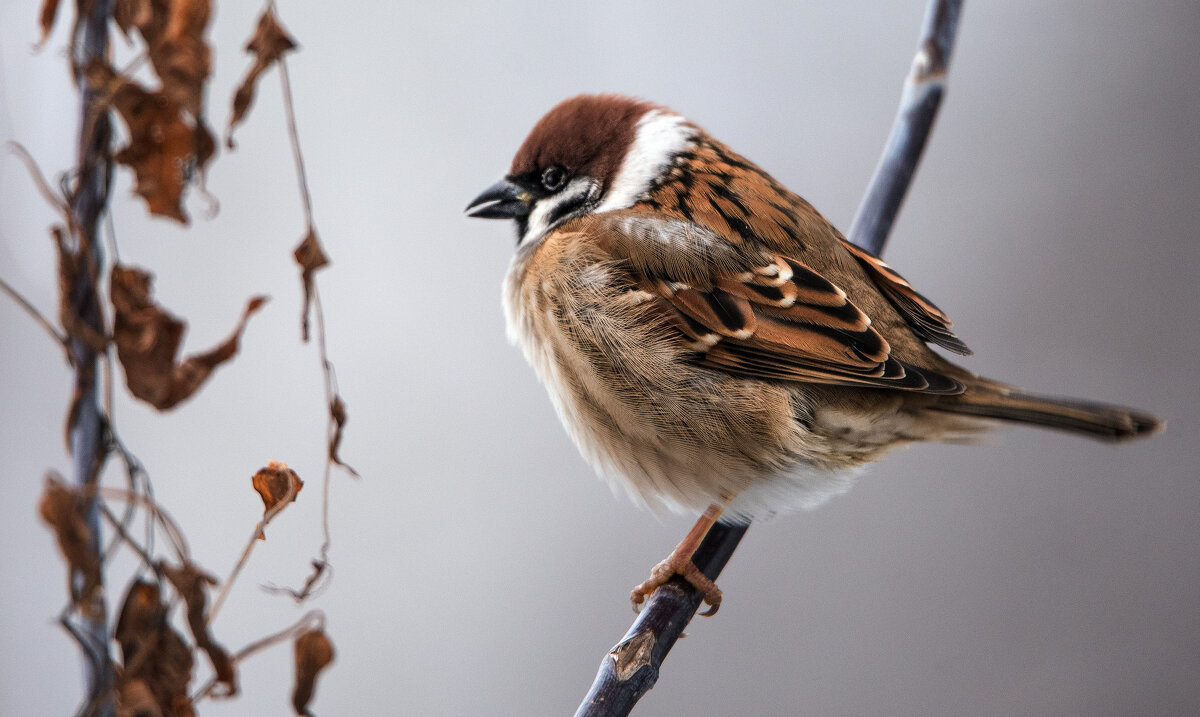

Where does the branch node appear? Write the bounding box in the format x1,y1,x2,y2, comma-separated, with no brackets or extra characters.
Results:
611,630,656,682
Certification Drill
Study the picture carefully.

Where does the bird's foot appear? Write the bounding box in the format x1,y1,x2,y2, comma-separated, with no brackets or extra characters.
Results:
630,550,723,617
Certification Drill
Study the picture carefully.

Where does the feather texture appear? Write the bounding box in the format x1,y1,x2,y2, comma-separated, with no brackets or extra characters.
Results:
839,239,971,355
583,213,967,395
484,94,1161,520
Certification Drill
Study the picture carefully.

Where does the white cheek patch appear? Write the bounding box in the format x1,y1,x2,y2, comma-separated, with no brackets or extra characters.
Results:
596,110,696,213
521,177,599,246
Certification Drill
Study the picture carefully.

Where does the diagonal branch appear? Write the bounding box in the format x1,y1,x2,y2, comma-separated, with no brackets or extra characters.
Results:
0,275,68,349
575,522,747,716
849,0,963,256
573,2,964,715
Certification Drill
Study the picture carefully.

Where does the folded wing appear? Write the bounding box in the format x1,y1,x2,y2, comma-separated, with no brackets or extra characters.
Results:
839,239,971,356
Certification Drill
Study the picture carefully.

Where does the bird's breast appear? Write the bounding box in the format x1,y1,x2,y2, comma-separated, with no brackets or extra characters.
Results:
501,232,857,517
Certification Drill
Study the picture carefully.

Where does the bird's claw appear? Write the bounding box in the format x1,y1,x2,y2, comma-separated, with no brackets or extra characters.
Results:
629,556,723,616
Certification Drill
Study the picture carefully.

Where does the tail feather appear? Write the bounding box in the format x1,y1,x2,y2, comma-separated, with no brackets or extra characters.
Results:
933,387,1162,443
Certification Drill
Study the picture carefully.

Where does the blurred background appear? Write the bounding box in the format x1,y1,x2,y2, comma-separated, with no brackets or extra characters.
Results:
2,1,1198,715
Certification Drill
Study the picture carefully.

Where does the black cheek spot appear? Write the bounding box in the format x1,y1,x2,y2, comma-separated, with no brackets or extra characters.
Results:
546,194,590,228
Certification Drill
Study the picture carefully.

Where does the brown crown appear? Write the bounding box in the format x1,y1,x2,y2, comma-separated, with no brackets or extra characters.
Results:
509,94,660,192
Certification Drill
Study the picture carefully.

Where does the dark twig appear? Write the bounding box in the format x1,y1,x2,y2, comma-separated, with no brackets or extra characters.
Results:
574,2,965,715
95,486,192,564
0,275,68,349
65,1,116,715
849,0,963,256
575,523,747,716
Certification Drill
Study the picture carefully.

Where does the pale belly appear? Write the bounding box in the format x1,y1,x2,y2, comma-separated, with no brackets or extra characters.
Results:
504,251,870,521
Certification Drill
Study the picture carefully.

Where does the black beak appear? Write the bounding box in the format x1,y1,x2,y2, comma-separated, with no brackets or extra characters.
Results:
464,179,532,220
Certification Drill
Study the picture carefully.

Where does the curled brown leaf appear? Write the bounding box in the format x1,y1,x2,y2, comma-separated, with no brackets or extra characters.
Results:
292,629,335,716
86,61,213,223
114,579,195,717
115,579,166,662
111,0,212,120
252,460,303,532
227,8,297,148
292,229,328,341
113,0,153,41
328,395,359,477
110,263,267,410
155,0,212,116
113,0,165,43
163,562,237,697
38,473,102,616
37,0,62,47
116,679,163,717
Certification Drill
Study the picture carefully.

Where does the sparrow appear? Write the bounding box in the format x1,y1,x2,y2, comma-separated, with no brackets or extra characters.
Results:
466,94,1161,615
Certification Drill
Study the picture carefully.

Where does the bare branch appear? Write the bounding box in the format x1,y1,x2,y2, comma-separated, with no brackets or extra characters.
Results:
98,502,157,571
575,523,747,716
270,1,314,230
65,0,116,713
575,2,965,714
0,275,69,349
97,487,192,563
6,142,71,215
849,0,963,256
207,467,302,622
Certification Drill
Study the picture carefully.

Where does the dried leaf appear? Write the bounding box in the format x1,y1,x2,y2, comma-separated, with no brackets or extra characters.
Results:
293,231,358,476
163,562,237,697
113,0,154,40
252,460,303,536
153,0,212,117
110,263,267,410
116,679,163,717
227,8,297,148
37,0,62,47
114,0,166,43
38,473,102,615
111,0,212,119
115,579,195,717
328,395,359,477
292,629,335,716
293,229,329,342
87,61,213,223
115,580,166,662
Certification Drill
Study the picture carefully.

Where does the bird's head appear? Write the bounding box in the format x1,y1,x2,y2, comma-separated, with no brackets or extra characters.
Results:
465,94,696,246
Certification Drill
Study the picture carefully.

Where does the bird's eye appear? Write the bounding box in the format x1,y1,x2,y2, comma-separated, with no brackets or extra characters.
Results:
541,165,566,192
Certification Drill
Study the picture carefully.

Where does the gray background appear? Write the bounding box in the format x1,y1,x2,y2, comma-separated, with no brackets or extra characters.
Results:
2,1,1198,715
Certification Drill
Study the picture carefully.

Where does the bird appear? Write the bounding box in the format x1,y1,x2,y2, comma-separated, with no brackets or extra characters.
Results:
465,94,1161,615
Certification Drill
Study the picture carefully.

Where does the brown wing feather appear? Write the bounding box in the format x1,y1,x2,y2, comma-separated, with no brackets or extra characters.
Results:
635,253,965,395
574,144,968,394
839,239,972,356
